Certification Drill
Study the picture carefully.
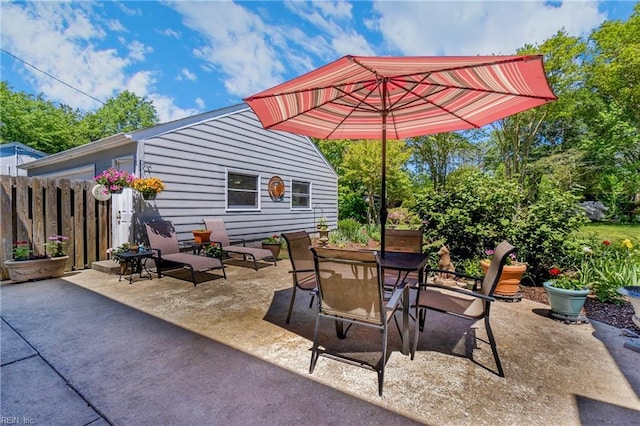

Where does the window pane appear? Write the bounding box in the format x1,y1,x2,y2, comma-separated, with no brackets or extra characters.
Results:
292,180,310,208
227,172,258,208
228,190,258,208
229,173,257,190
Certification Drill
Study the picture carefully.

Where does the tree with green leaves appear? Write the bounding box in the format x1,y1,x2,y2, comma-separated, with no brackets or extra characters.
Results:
80,90,158,141
407,132,477,190
342,139,411,225
0,82,85,153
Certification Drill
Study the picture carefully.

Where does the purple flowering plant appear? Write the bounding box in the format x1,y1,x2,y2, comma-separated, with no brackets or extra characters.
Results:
94,168,135,193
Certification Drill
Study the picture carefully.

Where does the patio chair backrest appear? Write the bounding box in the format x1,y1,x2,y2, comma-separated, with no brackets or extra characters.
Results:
384,229,423,253
311,247,383,325
281,231,313,274
481,240,517,296
203,219,231,246
145,221,180,255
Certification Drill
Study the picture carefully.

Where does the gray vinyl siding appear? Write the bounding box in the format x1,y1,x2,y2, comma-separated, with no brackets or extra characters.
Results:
137,108,337,244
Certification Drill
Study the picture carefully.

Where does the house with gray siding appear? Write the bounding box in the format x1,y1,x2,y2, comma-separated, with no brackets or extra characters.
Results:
20,104,338,249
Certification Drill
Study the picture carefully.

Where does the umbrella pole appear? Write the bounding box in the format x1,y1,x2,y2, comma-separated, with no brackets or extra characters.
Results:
380,113,387,258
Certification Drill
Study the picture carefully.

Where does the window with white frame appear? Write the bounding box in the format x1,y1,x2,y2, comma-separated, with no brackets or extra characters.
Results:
227,171,259,209
291,180,311,209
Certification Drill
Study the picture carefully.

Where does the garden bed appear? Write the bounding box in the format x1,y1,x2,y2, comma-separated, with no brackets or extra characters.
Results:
521,284,639,333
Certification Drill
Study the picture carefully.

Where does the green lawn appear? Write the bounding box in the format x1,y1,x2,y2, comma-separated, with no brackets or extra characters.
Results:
578,223,640,240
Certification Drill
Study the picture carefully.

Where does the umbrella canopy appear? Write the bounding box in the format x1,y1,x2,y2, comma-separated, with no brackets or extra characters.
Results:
244,55,556,253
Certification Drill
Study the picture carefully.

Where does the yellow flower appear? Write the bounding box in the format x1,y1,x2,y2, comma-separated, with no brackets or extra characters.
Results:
622,239,633,249
132,177,166,194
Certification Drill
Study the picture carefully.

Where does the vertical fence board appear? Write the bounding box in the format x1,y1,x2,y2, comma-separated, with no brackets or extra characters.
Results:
0,177,111,279
45,179,58,251
73,181,86,269
16,176,30,243
86,185,97,266
32,178,45,256
61,179,73,270
1,176,13,260
98,197,110,259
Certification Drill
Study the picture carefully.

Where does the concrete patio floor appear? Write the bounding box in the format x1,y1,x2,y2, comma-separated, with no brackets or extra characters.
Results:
2,259,639,424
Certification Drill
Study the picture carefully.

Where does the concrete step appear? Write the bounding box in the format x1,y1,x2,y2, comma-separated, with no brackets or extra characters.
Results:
92,260,121,275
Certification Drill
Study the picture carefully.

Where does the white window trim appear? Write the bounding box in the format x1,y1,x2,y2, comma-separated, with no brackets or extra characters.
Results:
290,179,312,211
225,169,261,211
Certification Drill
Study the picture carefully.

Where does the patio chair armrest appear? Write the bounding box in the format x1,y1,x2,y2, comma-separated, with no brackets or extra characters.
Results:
148,248,162,259
386,287,404,311
229,239,246,247
423,283,496,302
423,268,482,282
288,268,315,274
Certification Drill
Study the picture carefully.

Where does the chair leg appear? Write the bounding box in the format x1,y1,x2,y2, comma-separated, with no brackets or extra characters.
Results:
379,326,388,396
484,316,504,377
309,316,321,374
411,306,425,360
308,291,316,308
220,263,226,279
251,255,258,270
188,265,197,286
286,285,298,324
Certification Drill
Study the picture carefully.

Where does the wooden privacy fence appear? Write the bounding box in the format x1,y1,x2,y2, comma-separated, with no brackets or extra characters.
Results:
1,176,111,279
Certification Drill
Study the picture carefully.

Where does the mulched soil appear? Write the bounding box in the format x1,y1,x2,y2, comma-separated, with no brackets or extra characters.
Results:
520,284,639,333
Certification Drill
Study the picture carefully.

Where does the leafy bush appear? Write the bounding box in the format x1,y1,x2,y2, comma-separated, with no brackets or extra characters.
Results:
338,218,362,241
409,169,587,282
338,189,367,223
581,237,640,304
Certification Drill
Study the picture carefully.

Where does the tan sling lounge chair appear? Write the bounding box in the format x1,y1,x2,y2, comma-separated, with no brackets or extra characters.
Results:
145,221,226,285
203,218,276,270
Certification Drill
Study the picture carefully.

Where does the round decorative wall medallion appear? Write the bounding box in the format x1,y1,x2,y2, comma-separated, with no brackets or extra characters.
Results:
91,184,112,201
268,176,285,201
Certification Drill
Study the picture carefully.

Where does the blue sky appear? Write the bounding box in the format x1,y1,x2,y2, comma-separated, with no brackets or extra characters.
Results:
1,1,636,123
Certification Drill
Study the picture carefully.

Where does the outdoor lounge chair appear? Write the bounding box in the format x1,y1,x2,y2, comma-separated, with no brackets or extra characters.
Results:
202,219,276,270
281,231,317,324
145,221,226,285
411,240,516,377
309,247,403,396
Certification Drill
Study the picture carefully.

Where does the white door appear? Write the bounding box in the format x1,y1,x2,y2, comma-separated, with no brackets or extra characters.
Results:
112,158,134,248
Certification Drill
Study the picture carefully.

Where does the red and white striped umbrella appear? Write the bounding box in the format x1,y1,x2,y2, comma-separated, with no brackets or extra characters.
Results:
244,55,556,253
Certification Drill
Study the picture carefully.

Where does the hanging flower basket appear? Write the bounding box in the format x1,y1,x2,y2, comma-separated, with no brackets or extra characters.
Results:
94,168,135,193
133,177,165,200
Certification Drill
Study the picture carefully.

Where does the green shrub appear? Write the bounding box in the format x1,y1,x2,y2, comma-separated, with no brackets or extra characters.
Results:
387,207,422,228
410,170,586,283
338,218,362,240
338,189,367,223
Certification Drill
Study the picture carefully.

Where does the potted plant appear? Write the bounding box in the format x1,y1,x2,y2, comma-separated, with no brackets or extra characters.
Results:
192,229,212,244
204,244,226,259
317,217,328,230
132,177,166,200
261,234,282,259
480,249,526,299
4,235,69,283
94,168,135,194
543,267,591,321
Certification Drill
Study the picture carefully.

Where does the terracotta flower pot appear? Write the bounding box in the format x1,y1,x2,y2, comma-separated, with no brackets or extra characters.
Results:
192,230,212,244
261,243,281,259
480,259,527,297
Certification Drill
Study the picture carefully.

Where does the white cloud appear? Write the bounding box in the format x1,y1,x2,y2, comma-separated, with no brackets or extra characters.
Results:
171,2,285,96
149,94,202,123
178,68,197,82
160,28,181,39
372,1,607,56
195,97,205,109
107,19,126,32
128,40,152,62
